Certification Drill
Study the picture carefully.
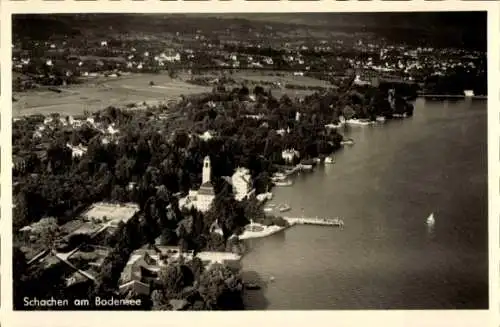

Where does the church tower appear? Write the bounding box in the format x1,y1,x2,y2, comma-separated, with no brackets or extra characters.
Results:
202,156,211,184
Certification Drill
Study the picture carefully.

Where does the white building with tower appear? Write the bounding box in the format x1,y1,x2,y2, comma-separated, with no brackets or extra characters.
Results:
179,156,216,212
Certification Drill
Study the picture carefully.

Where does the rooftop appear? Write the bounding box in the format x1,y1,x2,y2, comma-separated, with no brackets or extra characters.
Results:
198,182,215,195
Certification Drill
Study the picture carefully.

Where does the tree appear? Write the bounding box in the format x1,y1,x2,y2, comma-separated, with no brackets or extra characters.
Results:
159,263,195,298
32,217,60,248
13,246,29,309
342,105,355,120
197,263,243,310
151,289,169,310
253,86,265,96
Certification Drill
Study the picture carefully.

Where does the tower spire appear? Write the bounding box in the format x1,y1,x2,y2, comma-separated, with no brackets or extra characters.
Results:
202,156,211,184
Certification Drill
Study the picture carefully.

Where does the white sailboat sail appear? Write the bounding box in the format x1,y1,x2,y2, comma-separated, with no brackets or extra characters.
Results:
426,213,435,225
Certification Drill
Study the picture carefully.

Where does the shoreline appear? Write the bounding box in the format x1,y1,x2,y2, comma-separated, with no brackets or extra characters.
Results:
238,216,343,241
238,224,287,240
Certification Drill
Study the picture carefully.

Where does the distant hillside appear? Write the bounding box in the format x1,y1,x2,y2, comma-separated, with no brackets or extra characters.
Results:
13,12,486,51
208,12,486,50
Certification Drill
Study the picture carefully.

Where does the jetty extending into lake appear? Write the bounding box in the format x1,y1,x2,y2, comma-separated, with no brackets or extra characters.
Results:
284,216,344,228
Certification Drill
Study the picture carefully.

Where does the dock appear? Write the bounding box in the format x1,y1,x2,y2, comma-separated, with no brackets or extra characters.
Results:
283,216,344,228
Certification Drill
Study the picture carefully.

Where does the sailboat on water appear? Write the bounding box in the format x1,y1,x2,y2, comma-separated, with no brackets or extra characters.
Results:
426,213,435,226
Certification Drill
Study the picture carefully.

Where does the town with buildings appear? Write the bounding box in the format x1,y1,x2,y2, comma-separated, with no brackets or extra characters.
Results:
12,14,486,97
12,13,487,311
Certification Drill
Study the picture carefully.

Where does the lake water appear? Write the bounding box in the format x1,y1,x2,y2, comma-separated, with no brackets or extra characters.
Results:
241,98,488,310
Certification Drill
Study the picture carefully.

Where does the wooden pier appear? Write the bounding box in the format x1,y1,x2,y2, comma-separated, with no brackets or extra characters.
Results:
283,216,344,228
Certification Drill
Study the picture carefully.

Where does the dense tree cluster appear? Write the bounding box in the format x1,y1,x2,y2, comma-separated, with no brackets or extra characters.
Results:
423,67,487,96
13,80,412,232
151,260,244,310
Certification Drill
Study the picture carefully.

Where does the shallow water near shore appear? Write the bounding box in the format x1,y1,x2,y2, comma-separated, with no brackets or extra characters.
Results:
241,98,488,310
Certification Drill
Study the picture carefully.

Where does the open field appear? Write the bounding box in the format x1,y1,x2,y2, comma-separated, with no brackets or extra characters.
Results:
229,70,333,88
13,73,212,117
13,71,330,117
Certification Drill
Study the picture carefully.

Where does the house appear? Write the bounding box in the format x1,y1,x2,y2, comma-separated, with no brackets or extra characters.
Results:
107,125,119,135
230,167,254,201
86,117,95,126
199,131,214,141
244,114,264,120
464,90,475,97
120,250,163,284
263,57,273,65
282,149,300,164
66,143,88,158
119,280,150,296
118,246,195,295
276,128,286,136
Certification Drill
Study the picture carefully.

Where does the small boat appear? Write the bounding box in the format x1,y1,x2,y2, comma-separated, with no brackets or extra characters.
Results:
325,156,335,164
301,159,315,166
256,192,273,202
340,139,355,146
264,207,274,212
299,164,313,171
325,122,344,129
284,167,298,175
346,118,374,126
245,282,261,290
299,160,315,171
274,179,293,187
278,204,291,212
426,213,435,225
